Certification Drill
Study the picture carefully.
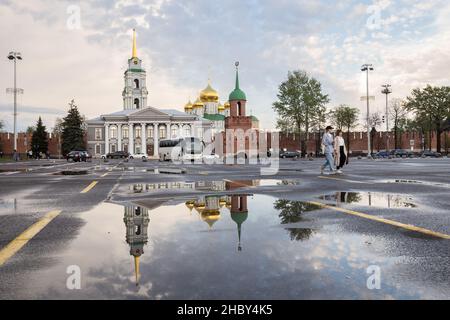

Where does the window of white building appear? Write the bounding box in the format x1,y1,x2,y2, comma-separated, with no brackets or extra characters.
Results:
122,126,129,139
159,126,166,139
147,126,153,138
95,128,102,140
135,126,142,138
110,126,117,139
171,126,178,138
95,144,101,154
184,126,191,137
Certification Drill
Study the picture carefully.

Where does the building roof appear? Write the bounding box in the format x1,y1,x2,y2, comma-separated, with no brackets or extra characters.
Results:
203,113,226,121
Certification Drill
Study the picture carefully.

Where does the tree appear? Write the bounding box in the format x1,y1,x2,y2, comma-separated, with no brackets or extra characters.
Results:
389,98,408,149
26,126,35,134
61,99,86,155
273,70,330,157
328,105,359,154
52,117,64,158
404,85,450,153
31,117,49,157
274,199,318,241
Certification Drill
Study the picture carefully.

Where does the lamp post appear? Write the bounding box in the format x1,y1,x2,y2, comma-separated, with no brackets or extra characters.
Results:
381,84,392,152
6,51,23,153
361,64,374,158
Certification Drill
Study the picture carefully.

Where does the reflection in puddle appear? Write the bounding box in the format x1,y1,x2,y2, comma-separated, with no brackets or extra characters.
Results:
130,179,300,193
14,194,441,300
319,192,417,208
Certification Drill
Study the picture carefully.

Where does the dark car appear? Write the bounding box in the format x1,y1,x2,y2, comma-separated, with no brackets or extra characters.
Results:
66,150,90,162
373,151,391,159
420,150,442,158
280,150,300,159
391,149,414,158
103,151,129,159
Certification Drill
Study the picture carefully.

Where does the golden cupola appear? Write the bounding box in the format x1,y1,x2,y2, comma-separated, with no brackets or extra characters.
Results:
184,100,193,111
200,81,219,102
218,103,224,111
193,97,205,109
224,101,231,109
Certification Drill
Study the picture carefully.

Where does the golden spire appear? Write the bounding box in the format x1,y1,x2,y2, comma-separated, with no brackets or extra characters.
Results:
132,28,137,58
134,256,140,286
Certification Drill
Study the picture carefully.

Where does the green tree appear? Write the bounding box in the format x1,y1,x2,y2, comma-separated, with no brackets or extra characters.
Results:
328,105,359,153
31,117,49,157
273,70,330,157
389,98,408,149
274,199,319,241
61,99,86,155
404,85,450,153
26,126,35,134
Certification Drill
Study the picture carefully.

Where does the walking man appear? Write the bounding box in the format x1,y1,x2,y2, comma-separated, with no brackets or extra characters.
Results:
321,126,336,175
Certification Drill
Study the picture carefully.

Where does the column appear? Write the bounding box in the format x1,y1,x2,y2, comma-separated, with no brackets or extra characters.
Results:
104,123,109,154
129,123,134,154
166,123,171,139
118,124,123,151
153,123,159,157
141,123,147,155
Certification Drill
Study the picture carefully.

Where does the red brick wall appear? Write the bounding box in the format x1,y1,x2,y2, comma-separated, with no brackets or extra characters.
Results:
274,131,450,154
0,132,63,157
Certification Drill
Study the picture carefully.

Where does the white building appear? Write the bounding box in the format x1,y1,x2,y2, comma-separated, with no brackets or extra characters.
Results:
86,29,212,158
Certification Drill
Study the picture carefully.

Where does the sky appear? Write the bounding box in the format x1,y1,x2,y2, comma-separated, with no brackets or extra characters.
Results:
1,0,449,132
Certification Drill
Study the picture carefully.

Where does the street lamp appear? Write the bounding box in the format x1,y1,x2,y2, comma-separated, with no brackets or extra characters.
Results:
381,84,392,152
361,64,374,158
6,51,24,154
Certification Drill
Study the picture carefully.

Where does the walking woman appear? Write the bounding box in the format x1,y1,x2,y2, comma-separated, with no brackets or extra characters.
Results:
334,130,347,174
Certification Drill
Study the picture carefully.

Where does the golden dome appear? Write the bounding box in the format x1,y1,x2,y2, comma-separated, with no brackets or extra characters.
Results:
224,101,231,109
184,100,193,110
201,210,220,228
218,103,224,111
193,97,204,108
200,82,219,102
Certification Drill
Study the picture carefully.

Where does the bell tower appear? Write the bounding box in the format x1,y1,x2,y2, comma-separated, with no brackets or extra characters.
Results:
123,29,148,110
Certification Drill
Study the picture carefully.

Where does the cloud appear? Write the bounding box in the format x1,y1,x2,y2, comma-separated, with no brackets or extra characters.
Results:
0,0,449,131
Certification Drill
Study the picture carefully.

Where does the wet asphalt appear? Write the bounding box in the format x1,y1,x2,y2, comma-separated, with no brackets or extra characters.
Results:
0,157,449,299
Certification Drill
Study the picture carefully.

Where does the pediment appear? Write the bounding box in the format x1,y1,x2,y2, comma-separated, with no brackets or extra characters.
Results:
128,106,170,118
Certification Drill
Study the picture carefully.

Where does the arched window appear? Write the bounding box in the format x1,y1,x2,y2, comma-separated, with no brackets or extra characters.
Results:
134,79,139,89
134,225,141,235
134,98,140,109
110,126,117,139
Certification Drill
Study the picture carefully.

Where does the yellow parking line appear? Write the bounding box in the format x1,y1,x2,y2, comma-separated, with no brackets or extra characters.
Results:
308,201,450,240
81,181,98,193
0,210,62,266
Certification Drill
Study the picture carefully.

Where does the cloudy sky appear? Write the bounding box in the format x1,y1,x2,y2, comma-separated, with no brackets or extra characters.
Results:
1,0,449,131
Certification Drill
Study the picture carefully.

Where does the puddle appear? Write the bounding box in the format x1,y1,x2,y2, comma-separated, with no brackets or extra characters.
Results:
318,192,417,208
8,194,442,300
55,170,88,176
129,179,300,194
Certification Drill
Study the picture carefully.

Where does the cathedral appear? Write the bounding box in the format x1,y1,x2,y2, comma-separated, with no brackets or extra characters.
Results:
86,29,259,158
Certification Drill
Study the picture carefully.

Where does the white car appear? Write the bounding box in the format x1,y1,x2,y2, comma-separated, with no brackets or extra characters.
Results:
129,153,148,160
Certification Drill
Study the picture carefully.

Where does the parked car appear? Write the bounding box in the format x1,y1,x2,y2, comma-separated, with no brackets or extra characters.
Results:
102,151,129,159
66,150,90,162
280,150,301,159
129,153,148,160
373,151,391,159
420,150,442,158
391,149,415,158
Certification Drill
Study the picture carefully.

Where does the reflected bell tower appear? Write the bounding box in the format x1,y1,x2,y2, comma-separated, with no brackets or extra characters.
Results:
124,205,150,286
